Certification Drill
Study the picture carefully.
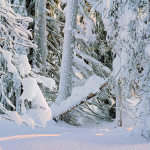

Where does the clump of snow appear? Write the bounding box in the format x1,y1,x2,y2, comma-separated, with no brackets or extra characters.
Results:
33,86,52,126
84,75,105,94
20,77,52,126
21,115,35,129
0,0,6,7
51,75,105,117
6,111,23,125
121,49,129,66
18,55,31,77
86,20,96,43
72,66,84,79
20,77,37,102
0,48,17,74
36,75,56,91
125,9,136,25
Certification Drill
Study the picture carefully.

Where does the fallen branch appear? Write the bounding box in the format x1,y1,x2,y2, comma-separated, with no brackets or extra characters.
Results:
53,76,113,120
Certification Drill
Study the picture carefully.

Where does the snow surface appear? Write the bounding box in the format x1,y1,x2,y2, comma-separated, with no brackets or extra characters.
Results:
0,118,149,150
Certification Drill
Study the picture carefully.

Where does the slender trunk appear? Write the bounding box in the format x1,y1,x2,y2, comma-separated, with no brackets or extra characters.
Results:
56,0,78,103
34,0,47,72
115,79,122,127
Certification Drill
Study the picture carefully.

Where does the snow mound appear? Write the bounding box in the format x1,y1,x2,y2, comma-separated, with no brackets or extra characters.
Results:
6,111,23,125
21,115,35,129
20,77,52,126
20,77,37,102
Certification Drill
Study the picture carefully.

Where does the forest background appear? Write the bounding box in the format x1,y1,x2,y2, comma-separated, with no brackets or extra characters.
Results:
0,0,150,139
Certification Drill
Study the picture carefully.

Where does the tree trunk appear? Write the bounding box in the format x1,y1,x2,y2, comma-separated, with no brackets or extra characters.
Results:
34,0,47,71
115,79,122,127
56,0,78,103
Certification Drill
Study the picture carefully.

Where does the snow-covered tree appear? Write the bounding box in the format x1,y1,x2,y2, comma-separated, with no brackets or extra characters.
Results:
85,0,150,134
56,0,78,104
52,0,114,125
4,0,150,132
0,0,56,128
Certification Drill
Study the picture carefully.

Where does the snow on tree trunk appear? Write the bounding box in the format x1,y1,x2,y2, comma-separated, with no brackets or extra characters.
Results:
115,79,122,127
34,0,47,71
56,0,78,103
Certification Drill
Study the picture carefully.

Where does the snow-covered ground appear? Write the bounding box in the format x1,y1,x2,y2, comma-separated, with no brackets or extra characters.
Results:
0,118,150,150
